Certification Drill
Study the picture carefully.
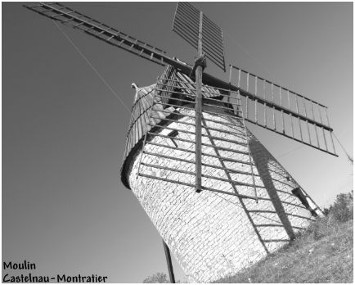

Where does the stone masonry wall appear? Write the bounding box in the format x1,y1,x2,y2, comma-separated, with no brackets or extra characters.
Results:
128,110,314,282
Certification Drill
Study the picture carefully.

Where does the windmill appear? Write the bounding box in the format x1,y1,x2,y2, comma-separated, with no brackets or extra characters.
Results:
24,2,338,283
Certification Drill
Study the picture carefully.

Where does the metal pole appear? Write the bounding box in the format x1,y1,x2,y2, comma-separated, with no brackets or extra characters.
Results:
162,240,176,283
195,11,204,193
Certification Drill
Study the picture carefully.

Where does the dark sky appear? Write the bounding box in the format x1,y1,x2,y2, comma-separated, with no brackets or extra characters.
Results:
3,2,353,282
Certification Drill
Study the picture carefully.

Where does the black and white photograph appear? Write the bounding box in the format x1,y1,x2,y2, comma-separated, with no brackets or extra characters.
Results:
3,2,353,283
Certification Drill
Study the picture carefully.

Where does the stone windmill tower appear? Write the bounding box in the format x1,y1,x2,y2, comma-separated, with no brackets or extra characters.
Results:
121,66,327,282
26,2,337,283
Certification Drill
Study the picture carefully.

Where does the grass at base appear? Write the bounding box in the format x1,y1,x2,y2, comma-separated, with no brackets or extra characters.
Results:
216,219,353,283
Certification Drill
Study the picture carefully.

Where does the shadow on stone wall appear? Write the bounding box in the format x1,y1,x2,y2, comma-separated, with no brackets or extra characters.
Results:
248,135,295,240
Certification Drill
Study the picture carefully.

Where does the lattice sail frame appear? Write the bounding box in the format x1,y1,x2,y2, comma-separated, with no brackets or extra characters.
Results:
229,65,337,155
121,66,323,282
24,3,336,157
173,2,226,71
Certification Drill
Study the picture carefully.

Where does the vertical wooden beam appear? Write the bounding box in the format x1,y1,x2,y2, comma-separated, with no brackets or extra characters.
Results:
255,98,258,124
238,68,241,87
288,91,295,138
255,75,258,124
295,96,303,142
228,65,233,110
280,87,285,134
228,64,233,85
311,103,320,148
263,79,267,127
271,84,276,130
163,240,176,283
303,98,312,144
317,104,329,152
195,11,204,193
325,108,336,154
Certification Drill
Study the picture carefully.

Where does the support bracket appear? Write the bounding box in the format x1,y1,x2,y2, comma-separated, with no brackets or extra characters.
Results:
189,53,207,79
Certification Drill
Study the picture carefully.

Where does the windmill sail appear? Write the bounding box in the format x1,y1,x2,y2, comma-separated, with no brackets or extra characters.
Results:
173,2,226,71
24,3,337,156
24,2,181,68
229,65,337,156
